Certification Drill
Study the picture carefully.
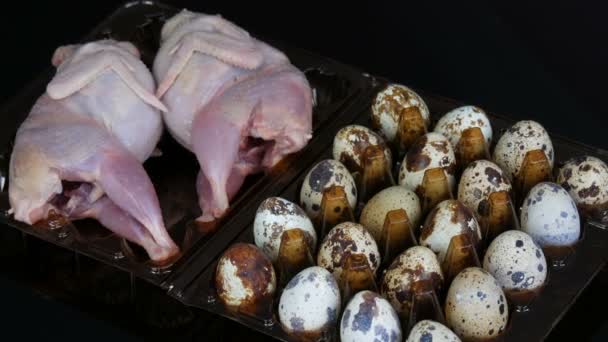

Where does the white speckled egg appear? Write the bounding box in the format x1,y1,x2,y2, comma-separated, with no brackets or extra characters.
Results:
359,186,421,243
381,246,444,315
445,267,509,340
371,83,431,142
434,106,493,148
332,125,392,173
420,200,482,263
317,222,381,282
407,320,461,342
340,290,402,342
557,155,608,211
215,243,276,309
300,159,357,218
279,266,341,336
520,182,580,247
458,160,512,220
253,197,317,263
398,132,457,193
483,230,547,292
493,120,554,181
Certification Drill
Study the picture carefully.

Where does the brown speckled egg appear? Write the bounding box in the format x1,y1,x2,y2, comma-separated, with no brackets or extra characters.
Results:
381,246,443,316
445,267,509,341
332,124,392,173
317,222,381,282
434,106,493,148
407,320,461,342
371,84,430,142
300,159,357,218
493,120,554,181
398,132,457,194
483,230,547,292
340,290,402,342
359,186,421,243
457,160,512,220
215,243,276,309
557,155,608,213
419,200,482,263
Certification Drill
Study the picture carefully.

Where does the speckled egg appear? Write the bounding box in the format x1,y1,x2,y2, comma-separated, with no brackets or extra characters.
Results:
445,267,509,340
458,160,512,220
340,290,402,342
215,243,276,309
493,120,554,181
434,106,493,148
520,182,581,247
419,200,482,263
253,197,317,263
359,186,421,243
398,132,457,194
381,246,444,316
317,222,381,282
557,155,608,212
371,83,431,142
407,320,461,342
332,124,392,173
300,159,357,218
278,266,341,336
483,230,547,292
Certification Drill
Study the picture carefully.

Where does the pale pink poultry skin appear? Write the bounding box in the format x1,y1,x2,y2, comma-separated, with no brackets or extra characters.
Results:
8,40,179,262
154,10,313,222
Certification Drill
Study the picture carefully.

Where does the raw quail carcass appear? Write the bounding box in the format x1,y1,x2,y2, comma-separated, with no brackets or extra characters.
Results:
8,39,179,262
153,10,313,222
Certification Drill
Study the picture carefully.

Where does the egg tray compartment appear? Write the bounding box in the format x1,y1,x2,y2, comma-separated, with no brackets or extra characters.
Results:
0,0,377,288
163,76,608,341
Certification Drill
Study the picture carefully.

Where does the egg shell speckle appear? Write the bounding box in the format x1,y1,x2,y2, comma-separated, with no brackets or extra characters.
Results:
434,106,493,148
483,230,547,291
381,246,444,315
360,186,421,243
557,155,608,208
493,120,554,181
279,266,341,334
340,290,402,342
520,182,580,247
253,197,317,262
457,160,512,220
317,222,381,282
406,320,461,342
398,132,457,193
333,125,392,173
420,200,482,263
371,83,430,142
445,267,509,340
300,159,357,217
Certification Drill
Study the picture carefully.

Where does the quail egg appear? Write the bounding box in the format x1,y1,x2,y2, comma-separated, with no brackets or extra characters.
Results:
445,267,509,341
493,120,554,181
253,197,317,263
341,290,402,342
407,320,461,342
300,159,357,218
483,230,547,293
520,182,580,248
371,83,430,142
215,243,276,310
359,186,422,243
333,124,392,173
458,160,512,220
381,246,444,316
420,199,482,263
398,132,457,194
279,266,341,337
434,106,492,148
557,155,608,214
317,222,381,282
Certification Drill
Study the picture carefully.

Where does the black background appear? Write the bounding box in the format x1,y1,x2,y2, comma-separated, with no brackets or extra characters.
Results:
1,1,607,341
